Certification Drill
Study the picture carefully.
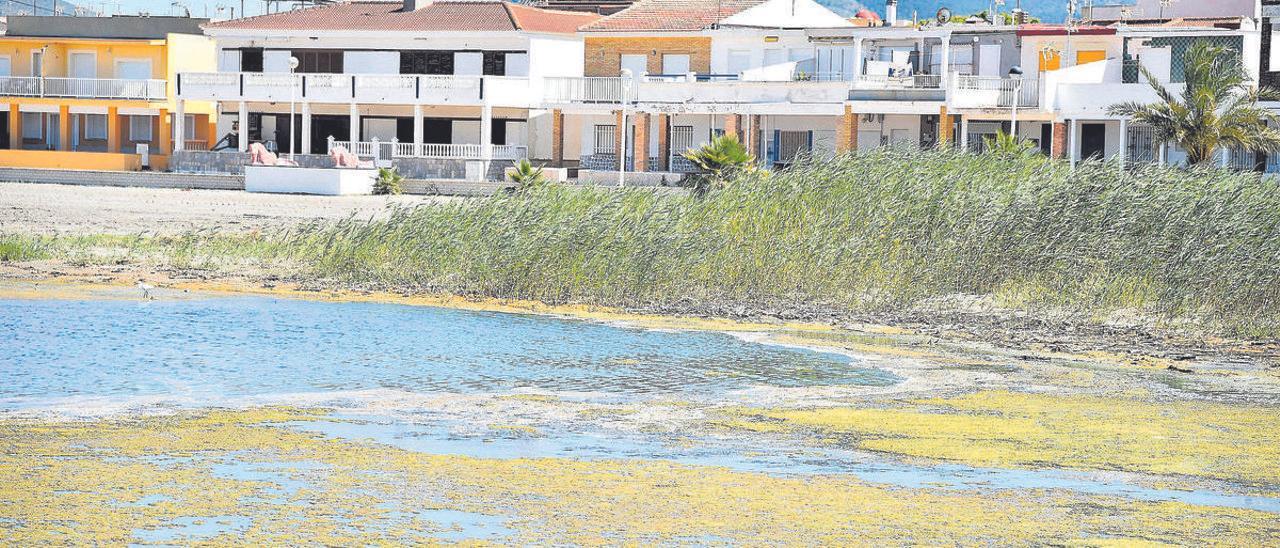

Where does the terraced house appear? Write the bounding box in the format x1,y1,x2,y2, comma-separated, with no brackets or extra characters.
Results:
543,0,858,173
0,15,216,171
173,0,599,179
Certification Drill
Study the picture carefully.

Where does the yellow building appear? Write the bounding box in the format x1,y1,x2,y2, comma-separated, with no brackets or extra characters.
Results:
0,15,217,171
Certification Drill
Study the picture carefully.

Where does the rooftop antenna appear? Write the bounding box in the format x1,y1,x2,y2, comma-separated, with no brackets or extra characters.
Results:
1158,0,1174,21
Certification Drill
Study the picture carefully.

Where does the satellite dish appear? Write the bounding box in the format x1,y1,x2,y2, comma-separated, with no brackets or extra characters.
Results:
936,7,952,25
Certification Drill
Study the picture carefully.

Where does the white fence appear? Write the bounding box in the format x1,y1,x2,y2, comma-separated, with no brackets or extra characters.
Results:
0,76,166,100
179,72,518,105
952,76,1040,108
853,74,944,90
543,77,629,103
330,138,525,161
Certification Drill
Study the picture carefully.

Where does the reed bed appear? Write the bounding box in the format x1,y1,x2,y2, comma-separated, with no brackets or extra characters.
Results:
5,147,1279,335
264,147,1280,335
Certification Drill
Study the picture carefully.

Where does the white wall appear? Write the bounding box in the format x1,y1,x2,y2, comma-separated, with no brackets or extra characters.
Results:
263,50,292,73
529,35,586,80
710,29,814,78
855,114,921,150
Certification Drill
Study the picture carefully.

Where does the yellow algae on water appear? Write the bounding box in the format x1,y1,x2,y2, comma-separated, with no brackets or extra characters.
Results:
741,390,1280,488
2,407,1278,545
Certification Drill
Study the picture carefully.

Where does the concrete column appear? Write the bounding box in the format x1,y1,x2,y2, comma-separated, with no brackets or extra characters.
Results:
937,106,951,146
960,116,969,151
634,112,650,171
852,38,865,82
174,100,186,152
614,109,624,161
480,102,493,161
1118,118,1127,172
58,105,71,151
300,102,312,154
157,109,172,156
1051,121,1068,159
1221,147,1230,168
204,114,217,150
551,108,564,165
657,113,670,171
1069,119,1080,169
348,103,359,144
724,113,742,143
237,101,248,152
9,104,21,149
107,106,121,153
939,39,951,89
837,104,856,152
412,103,424,156
748,114,762,158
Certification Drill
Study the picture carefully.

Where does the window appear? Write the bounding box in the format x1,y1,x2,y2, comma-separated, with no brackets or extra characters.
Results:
85,114,107,140
482,51,507,76
727,50,750,76
294,50,344,74
0,56,9,76
115,60,151,80
1076,50,1106,65
185,114,196,141
240,48,264,72
22,112,42,140
661,54,690,76
670,125,694,154
400,51,453,75
1038,49,1061,71
593,124,616,155
129,115,152,142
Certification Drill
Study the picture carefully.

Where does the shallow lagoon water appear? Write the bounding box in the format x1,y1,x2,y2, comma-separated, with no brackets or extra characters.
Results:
3,293,1279,542
0,296,894,407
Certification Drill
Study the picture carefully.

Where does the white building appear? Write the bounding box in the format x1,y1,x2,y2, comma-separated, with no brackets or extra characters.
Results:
175,0,599,179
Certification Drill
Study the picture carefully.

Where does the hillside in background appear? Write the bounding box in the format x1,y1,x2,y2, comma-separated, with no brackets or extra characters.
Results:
817,0,1068,22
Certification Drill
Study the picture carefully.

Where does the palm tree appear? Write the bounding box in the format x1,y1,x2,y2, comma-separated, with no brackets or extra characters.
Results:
682,133,758,195
1108,42,1280,167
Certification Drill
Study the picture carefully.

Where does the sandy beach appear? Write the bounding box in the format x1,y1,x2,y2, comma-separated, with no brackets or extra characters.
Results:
0,182,446,235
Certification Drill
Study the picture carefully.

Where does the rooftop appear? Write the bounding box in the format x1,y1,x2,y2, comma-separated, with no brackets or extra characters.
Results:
205,1,600,34
580,0,766,32
4,15,207,39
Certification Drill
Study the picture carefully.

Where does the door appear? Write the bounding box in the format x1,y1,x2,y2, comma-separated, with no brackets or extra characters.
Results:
70,52,96,78
0,112,8,149
1080,123,1106,160
0,56,10,77
978,44,1001,77
311,115,350,153
31,51,43,76
620,54,647,77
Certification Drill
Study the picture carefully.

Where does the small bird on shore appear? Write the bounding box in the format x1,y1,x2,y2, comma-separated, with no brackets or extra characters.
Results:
136,280,155,300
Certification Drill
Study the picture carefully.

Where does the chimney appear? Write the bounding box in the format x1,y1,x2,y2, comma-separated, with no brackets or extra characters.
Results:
884,0,897,26
402,0,427,11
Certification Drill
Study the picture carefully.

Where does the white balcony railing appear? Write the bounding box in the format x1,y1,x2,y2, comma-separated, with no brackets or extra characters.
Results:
952,76,1040,109
0,76,166,100
853,74,944,90
331,138,526,161
178,72,519,105
543,76,628,103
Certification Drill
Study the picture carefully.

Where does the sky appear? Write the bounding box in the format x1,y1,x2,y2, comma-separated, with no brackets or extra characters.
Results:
23,0,1071,22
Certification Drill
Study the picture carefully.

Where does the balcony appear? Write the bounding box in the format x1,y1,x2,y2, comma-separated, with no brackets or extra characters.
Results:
178,72,530,107
0,76,167,101
330,138,526,161
950,76,1040,110
849,74,946,102
542,76,849,109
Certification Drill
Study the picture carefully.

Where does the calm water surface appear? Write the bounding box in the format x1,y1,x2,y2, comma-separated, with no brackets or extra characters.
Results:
0,295,892,407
